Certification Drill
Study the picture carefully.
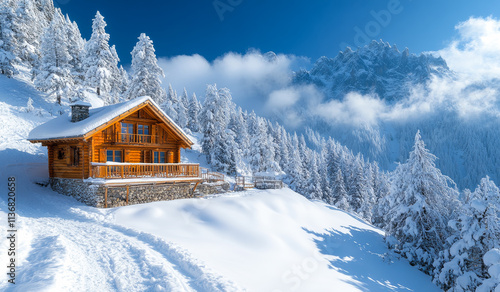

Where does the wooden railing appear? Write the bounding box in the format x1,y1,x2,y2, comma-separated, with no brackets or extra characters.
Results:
235,176,255,189
200,167,225,182
91,162,201,179
104,133,163,145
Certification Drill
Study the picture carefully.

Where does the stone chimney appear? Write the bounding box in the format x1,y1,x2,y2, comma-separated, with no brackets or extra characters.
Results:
71,101,92,122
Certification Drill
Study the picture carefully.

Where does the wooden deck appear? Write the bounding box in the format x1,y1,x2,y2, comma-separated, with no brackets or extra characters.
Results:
91,162,201,179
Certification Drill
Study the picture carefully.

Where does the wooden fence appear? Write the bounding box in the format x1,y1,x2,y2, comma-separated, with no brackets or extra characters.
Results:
200,167,225,182
91,163,200,179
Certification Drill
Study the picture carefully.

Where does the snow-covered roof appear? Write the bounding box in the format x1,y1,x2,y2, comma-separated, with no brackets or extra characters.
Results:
28,96,192,146
71,100,92,107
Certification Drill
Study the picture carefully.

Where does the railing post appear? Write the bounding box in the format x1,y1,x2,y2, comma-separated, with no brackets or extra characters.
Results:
121,165,124,178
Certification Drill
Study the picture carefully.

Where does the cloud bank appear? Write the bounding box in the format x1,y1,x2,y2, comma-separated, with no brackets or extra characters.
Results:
158,51,308,115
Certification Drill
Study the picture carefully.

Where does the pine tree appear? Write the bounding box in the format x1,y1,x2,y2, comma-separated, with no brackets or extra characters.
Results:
34,10,73,104
385,131,459,273
126,33,166,104
0,0,18,76
26,96,34,112
11,0,54,66
162,83,178,121
176,88,189,129
65,15,84,84
82,11,120,103
333,169,349,211
187,92,201,132
434,176,500,291
307,153,323,200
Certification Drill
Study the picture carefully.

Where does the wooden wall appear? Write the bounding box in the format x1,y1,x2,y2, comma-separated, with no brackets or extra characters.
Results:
49,141,87,179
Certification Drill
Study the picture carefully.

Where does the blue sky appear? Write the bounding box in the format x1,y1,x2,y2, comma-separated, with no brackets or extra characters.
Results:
57,0,500,66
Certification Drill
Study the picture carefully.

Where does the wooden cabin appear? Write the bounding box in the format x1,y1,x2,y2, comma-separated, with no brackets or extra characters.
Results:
28,96,200,182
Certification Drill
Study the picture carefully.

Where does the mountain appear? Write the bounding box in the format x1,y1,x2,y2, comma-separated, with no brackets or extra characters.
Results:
293,40,450,101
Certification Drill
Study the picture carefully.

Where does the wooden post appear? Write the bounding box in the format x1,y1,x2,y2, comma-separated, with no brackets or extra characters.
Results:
104,187,108,208
192,181,200,196
121,165,124,178
126,185,129,205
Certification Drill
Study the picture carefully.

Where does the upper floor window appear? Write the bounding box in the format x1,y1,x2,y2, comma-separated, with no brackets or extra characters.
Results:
138,124,150,135
121,123,134,142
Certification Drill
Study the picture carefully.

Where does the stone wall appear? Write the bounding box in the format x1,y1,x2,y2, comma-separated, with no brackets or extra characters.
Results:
50,178,231,208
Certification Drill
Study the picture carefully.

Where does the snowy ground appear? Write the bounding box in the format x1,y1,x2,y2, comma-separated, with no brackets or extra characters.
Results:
0,74,440,291
0,154,440,291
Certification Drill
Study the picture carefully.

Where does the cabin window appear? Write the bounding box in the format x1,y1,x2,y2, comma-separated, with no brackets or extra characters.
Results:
106,150,122,162
70,146,80,166
153,151,167,163
138,124,150,135
121,122,134,142
57,148,65,160
138,124,150,143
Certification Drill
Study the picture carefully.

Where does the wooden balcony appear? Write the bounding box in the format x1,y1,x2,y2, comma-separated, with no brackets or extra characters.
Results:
104,133,166,145
91,162,201,180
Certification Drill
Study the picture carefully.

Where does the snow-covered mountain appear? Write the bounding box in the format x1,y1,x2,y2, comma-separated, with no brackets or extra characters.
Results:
293,40,450,102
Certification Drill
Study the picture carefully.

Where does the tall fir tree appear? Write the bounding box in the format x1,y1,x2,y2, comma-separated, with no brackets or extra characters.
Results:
34,9,73,104
187,92,201,132
434,176,500,291
162,83,178,121
0,0,17,76
82,11,120,103
126,33,166,104
385,131,459,273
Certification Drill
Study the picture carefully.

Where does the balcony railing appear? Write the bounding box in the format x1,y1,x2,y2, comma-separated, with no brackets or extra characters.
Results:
104,133,164,145
91,162,201,179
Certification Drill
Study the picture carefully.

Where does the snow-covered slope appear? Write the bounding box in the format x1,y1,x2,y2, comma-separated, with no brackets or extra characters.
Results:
0,74,439,291
0,154,440,291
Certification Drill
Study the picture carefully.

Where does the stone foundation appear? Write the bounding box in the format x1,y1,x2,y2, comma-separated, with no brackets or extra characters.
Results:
49,178,230,208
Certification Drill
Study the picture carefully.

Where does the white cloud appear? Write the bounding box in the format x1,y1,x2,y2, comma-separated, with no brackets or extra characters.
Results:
315,92,387,126
158,51,308,114
436,16,500,81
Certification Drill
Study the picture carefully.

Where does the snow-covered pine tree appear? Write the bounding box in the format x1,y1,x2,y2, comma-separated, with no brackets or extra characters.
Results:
306,152,323,200
64,14,85,85
26,96,34,112
333,169,349,211
434,176,500,291
126,33,166,104
286,133,303,188
385,131,459,273
176,88,189,129
476,249,500,292
0,0,18,76
34,9,73,104
200,84,238,173
11,0,54,66
82,11,120,103
162,83,178,121
187,92,200,132
228,106,249,156
278,125,290,173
